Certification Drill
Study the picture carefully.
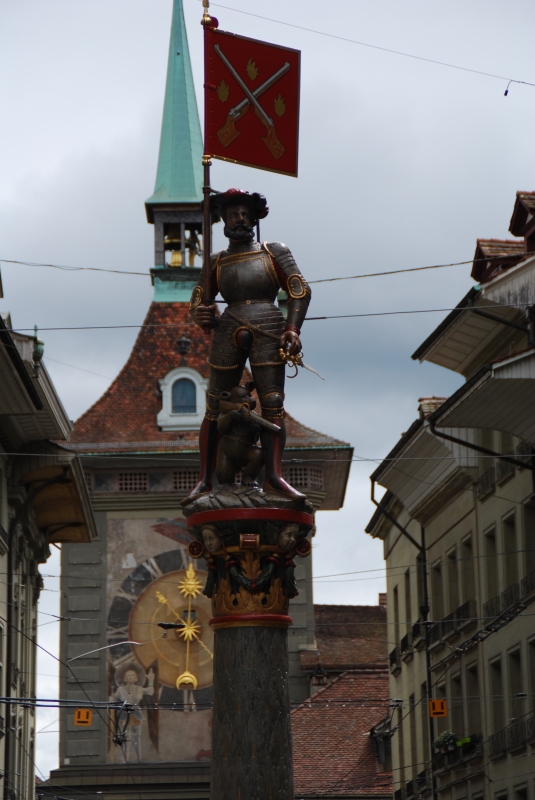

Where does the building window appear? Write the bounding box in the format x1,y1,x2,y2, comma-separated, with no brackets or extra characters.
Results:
118,472,148,492
157,367,208,431
451,673,464,737
508,648,524,720
466,663,481,734
461,536,474,603
503,513,519,589
485,528,499,601
172,470,200,493
489,659,505,733
447,548,459,613
172,378,196,414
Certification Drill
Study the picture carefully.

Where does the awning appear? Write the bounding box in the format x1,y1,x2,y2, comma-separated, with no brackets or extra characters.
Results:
19,443,96,544
412,287,527,377
431,349,535,445
371,419,477,520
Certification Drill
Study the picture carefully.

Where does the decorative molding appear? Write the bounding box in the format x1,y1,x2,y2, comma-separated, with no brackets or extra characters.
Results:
157,366,207,431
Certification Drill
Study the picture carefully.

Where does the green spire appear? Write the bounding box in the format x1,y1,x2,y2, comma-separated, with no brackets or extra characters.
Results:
146,0,203,207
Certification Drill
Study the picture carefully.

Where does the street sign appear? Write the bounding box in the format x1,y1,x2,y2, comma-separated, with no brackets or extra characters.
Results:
204,27,300,177
74,708,93,727
429,699,448,718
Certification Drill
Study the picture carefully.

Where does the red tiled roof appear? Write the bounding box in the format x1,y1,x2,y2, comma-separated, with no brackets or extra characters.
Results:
471,238,525,283
300,605,388,672
70,302,207,447
68,302,348,451
292,670,392,797
510,191,535,237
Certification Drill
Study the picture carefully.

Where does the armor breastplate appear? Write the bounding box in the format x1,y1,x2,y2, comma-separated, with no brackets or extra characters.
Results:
217,251,279,304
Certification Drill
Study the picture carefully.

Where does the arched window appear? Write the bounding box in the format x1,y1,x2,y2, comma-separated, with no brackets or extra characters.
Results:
172,378,196,414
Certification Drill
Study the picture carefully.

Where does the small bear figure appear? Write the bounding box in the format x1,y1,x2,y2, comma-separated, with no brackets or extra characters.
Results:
216,382,277,487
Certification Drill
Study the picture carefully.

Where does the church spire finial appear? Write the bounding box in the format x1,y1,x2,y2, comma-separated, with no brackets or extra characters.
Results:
145,0,203,216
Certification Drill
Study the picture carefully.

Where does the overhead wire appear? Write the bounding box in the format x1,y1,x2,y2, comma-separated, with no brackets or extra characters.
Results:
210,3,535,92
1,253,508,284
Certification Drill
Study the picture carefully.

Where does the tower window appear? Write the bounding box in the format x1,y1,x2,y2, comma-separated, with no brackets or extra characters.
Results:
172,378,196,414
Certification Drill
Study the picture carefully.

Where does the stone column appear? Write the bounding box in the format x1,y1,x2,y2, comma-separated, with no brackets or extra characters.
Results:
184,489,313,800
211,626,293,799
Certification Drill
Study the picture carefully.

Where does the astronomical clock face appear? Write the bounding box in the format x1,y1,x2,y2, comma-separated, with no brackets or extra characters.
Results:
107,549,213,693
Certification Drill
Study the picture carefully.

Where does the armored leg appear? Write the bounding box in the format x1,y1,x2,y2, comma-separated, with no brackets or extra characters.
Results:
190,366,244,496
254,369,305,499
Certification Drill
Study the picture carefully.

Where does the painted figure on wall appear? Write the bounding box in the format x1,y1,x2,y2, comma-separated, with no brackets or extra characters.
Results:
189,188,311,498
110,662,155,762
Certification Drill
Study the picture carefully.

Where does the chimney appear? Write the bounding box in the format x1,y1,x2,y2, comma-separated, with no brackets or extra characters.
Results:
418,396,447,419
378,592,387,608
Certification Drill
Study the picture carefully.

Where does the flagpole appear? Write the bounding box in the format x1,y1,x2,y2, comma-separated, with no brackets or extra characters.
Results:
202,0,213,332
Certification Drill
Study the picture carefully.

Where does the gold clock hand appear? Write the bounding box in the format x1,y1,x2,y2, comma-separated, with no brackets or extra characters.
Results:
155,591,187,624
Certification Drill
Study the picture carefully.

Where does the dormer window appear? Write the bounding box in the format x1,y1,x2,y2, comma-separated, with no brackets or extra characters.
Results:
172,378,196,414
157,367,207,430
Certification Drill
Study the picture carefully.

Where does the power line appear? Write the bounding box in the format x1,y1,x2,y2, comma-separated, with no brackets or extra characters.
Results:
210,3,535,92
0,253,519,284
8,301,532,332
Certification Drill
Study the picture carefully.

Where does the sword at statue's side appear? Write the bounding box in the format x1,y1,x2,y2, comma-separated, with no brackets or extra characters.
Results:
217,62,290,147
214,44,286,160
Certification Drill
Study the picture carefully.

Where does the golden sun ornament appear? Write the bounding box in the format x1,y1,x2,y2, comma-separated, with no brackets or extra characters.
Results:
179,564,203,598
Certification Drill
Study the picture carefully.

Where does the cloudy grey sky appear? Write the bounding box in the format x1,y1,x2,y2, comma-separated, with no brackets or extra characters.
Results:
1,0,534,776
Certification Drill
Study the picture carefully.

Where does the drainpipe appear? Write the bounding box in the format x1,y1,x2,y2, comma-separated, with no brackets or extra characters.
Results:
4,471,70,800
370,479,437,800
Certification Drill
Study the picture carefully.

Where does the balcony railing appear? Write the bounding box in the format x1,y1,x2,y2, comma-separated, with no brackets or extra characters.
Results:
416,770,429,792
429,622,441,645
400,632,413,656
496,455,515,484
501,582,520,611
488,728,507,759
527,714,535,741
516,440,533,467
455,600,474,628
521,569,535,598
507,719,527,751
394,788,404,800
389,646,401,672
483,594,501,620
433,733,482,772
405,780,414,798
477,466,496,499
442,612,456,638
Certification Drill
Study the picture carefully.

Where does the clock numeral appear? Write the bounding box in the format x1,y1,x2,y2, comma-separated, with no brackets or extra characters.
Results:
115,587,138,605
142,558,164,582
107,625,130,641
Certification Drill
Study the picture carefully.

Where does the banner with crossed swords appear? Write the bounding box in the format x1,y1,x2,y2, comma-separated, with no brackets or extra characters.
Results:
204,27,300,177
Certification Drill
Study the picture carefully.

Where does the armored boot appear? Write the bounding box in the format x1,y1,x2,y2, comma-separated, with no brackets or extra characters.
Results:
261,417,305,499
189,416,219,496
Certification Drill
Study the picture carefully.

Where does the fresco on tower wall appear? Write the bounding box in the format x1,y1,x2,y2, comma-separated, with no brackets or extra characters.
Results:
106,516,213,763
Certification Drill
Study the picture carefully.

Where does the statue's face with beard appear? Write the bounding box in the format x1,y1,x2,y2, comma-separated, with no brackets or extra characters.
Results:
224,204,255,242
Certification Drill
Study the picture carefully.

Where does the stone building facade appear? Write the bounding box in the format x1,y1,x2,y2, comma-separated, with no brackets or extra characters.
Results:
365,191,535,800
0,313,95,800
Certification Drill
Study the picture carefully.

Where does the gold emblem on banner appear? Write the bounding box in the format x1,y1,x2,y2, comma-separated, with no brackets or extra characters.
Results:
217,80,230,102
246,58,259,80
274,94,286,117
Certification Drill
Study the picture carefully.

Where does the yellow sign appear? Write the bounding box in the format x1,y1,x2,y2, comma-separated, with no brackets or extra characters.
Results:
429,699,448,718
74,708,93,727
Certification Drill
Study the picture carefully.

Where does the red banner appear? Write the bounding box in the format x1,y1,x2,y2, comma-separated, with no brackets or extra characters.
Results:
204,27,300,177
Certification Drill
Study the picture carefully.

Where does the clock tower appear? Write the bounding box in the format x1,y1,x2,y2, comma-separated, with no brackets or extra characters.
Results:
43,2,353,797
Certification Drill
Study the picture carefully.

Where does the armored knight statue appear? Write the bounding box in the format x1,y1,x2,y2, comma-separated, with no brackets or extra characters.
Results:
190,188,311,498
